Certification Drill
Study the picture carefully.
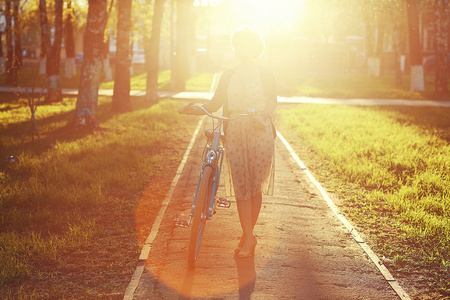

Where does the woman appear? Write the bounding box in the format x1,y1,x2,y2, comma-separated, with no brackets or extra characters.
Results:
178,28,277,258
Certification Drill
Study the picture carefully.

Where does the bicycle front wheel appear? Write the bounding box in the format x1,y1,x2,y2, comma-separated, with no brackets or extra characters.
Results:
188,165,214,269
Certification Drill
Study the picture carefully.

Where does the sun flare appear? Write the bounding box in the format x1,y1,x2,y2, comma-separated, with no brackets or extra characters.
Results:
230,0,305,32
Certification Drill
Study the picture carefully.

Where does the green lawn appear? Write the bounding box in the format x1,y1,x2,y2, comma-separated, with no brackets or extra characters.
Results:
0,95,201,298
276,72,450,100
275,104,450,298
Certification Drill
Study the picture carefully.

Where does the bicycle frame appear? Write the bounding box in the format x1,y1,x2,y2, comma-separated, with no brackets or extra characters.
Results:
171,104,254,233
189,117,225,225
187,105,251,226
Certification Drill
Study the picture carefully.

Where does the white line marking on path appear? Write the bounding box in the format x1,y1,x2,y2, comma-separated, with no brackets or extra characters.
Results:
277,131,411,300
123,117,205,300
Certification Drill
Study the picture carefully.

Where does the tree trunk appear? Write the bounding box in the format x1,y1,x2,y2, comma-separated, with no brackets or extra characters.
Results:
173,0,194,91
13,0,22,70
102,37,112,82
0,32,3,58
39,0,50,75
5,2,17,85
102,1,115,82
407,0,424,92
375,21,385,77
393,3,402,86
65,0,77,78
365,16,379,77
399,0,408,74
46,0,64,103
112,0,132,113
0,31,4,74
5,1,17,85
75,0,108,127
146,0,166,103
435,0,449,97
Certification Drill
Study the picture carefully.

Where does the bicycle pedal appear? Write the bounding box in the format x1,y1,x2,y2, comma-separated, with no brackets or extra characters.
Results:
217,197,231,208
174,218,189,228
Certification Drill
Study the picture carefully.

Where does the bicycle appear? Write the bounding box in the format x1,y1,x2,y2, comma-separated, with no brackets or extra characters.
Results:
174,104,255,269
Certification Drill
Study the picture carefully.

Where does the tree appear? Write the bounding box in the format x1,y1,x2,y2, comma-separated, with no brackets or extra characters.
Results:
48,0,63,102
102,34,112,81
360,0,391,77
38,0,63,102
38,0,50,75
0,21,3,74
407,0,425,91
173,0,194,91
13,0,22,70
390,0,408,86
145,0,166,103
65,0,76,78
112,0,132,113
75,0,108,127
5,0,17,85
434,0,449,96
18,1,41,44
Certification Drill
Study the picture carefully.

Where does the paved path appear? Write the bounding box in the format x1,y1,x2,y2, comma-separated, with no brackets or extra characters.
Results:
129,119,402,300
1,86,450,107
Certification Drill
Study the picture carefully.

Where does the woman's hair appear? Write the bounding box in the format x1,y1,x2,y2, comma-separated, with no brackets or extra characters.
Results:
231,28,265,59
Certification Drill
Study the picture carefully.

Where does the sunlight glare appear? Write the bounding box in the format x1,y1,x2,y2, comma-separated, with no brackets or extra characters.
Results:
230,0,305,33
194,0,224,7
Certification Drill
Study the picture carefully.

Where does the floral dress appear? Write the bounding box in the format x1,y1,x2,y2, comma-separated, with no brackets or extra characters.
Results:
204,64,277,200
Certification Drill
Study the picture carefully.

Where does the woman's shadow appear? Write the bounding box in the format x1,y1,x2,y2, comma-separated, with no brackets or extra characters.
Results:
234,255,256,300
178,255,256,300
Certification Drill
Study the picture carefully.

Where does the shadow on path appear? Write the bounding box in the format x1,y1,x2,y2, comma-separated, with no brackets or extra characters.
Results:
235,255,256,300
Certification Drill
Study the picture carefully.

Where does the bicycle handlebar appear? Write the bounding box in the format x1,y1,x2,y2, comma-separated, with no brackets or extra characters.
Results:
191,104,254,121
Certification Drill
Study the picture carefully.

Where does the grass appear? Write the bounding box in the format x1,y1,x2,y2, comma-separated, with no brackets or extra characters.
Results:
99,68,170,90
275,104,450,298
0,95,201,298
276,72,450,100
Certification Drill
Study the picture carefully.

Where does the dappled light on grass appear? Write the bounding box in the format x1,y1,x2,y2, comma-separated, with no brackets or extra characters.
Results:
277,104,450,296
99,69,172,90
276,73,430,99
0,99,198,297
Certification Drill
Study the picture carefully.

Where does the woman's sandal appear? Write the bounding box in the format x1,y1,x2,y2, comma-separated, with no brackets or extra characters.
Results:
237,236,257,258
234,236,244,254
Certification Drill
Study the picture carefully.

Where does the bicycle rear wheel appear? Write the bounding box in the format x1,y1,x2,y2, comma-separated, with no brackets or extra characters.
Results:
188,165,214,269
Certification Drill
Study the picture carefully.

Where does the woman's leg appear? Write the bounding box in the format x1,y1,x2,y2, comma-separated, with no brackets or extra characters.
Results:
236,200,255,253
237,193,262,234
236,195,261,255
237,199,253,238
251,192,262,229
